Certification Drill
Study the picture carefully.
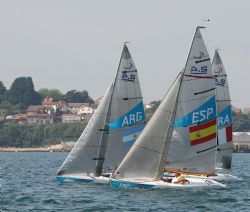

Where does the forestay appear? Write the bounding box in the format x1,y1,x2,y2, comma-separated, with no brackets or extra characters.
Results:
212,50,233,169
166,27,217,176
112,73,182,181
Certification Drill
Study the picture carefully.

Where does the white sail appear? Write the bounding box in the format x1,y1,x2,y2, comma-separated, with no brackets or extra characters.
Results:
57,83,113,177
212,50,233,169
112,73,182,181
103,44,145,170
166,27,217,176
57,43,145,178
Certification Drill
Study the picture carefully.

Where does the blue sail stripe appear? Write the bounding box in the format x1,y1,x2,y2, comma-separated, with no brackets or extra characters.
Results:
174,96,216,128
217,105,232,127
109,102,145,129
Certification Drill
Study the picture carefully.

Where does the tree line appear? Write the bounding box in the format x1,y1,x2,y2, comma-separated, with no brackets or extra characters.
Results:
0,122,86,147
0,77,94,115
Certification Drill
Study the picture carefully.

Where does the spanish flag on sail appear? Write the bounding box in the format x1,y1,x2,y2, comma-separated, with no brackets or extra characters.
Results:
189,119,216,146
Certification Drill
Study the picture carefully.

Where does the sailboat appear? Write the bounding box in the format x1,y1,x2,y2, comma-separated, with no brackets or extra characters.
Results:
110,27,225,189
179,50,241,181
209,50,240,181
56,43,145,183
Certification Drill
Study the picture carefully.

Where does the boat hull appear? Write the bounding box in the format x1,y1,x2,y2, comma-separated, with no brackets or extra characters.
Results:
55,175,109,184
110,178,226,189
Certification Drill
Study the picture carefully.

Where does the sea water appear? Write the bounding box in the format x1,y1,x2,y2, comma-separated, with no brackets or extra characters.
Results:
0,152,249,211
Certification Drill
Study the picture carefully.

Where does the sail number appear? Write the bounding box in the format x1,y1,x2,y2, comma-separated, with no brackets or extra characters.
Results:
192,108,214,124
122,73,136,81
218,115,230,127
122,112,143,127
191,66,208,74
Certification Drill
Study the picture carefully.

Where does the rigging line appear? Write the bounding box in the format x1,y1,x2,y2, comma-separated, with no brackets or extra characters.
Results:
122,70,137,73
214,74,227,77
217,147,234,151
197,145,217,154
194,88,215,95
92,157,105,160
195,58,210,63
184,74,213,79
122,97,143,100
216,100,231,102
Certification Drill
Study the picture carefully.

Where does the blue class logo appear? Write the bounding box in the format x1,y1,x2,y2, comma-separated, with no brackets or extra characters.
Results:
174,96,216,127
214,77,226,86
109,102,145,129
121,73,136,82
218,105,232,127
190,66,208,74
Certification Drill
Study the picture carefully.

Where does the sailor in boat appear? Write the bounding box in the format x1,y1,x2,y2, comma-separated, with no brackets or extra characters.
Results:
171,173,191,185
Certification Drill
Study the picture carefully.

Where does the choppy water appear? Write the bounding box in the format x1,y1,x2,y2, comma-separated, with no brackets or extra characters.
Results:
0,153,249,211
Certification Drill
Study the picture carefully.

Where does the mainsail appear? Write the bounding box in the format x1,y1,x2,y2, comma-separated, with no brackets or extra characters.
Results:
166,27,217,176
212,50,233,170
112,73,183,181
57,43,145,177
102,44,145,172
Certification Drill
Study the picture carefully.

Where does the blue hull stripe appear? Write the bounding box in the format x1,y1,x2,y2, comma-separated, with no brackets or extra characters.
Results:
110,179,154,189
56,176,95,183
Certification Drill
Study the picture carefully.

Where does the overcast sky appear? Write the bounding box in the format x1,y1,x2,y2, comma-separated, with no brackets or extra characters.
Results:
0,0,249,107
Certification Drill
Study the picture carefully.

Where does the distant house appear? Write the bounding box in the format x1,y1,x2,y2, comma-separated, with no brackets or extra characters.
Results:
76,106,95,115
26,105,45,115
42,97,68,113
62,114,82,123
67,103,91,114
27,114,53,124
5,114,28,125
233,132,250,152
26,105,55,116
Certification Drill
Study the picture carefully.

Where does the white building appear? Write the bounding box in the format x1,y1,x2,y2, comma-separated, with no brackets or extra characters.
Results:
62,114,82,123
233,132,250,152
